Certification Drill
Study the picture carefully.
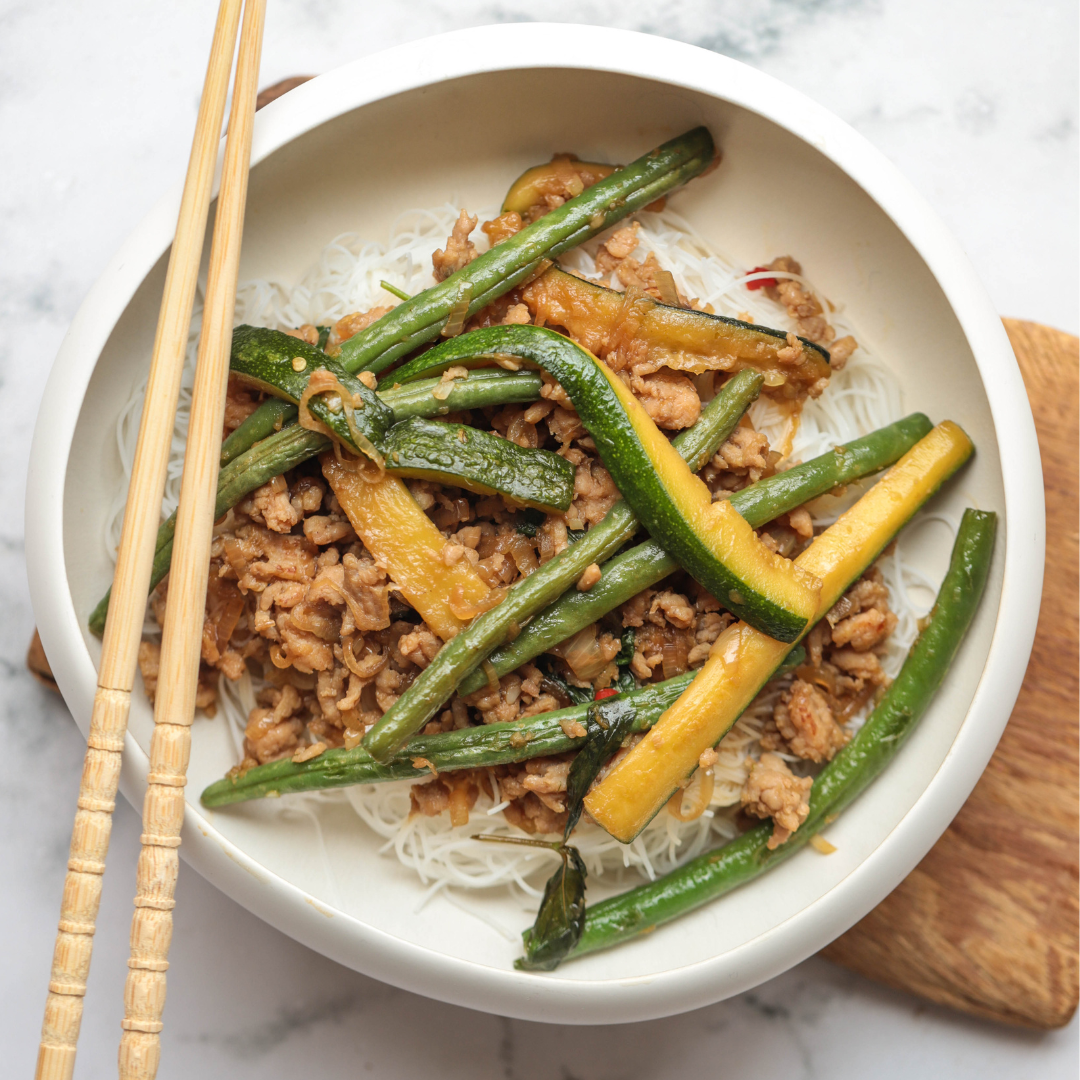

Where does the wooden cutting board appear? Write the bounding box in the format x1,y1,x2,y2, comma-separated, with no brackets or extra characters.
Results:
822,319,1080,1030
30,73,1079,1029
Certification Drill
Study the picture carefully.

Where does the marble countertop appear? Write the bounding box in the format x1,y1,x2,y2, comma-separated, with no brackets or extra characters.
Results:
2,1,1076,1076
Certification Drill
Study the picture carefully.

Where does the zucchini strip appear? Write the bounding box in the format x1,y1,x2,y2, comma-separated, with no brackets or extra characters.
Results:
568,508,996,963
382,325,821,642
223,127,716,466
584,421,974,843
461,413,934,695
322,458,491,642
231,325,575,511
359,372,763,763
521,265,830,391
379,416,574,513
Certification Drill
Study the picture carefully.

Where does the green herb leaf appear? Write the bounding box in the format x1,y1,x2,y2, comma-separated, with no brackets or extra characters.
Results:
537,660,593,707
515,507,546,538
516,845,588,972
563,696,637,837
615,628,636,668
316,325,332,350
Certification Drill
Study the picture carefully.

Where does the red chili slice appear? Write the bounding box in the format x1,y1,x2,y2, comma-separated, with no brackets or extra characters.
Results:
745,266,777,291
594,687,619,700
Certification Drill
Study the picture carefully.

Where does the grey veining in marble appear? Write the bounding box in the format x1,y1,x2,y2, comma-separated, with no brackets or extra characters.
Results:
2,1,1076,1076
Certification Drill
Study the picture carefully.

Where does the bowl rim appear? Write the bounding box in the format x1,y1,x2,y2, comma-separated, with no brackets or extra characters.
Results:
26,23,1044,1024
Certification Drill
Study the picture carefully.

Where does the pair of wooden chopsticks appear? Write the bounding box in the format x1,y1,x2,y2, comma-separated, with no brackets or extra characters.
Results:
36,2,266,1078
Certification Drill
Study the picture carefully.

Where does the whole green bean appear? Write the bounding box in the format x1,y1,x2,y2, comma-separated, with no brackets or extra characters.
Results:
201,674,693,806
89,424,332,637
567,508,996,963
201,648,807,807
362,370,764,763
377,370,542,420
223,127,715,467
462,413,934,693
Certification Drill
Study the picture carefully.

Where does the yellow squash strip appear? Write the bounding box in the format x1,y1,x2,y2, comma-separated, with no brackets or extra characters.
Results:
522,266,831,395
323,456,491,641
584,421,973,842
599,361,822,624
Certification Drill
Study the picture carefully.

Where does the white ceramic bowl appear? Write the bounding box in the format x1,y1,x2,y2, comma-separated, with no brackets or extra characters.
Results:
27,24,1043,1024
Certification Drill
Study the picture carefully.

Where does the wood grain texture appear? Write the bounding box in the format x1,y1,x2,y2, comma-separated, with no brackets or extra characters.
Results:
33,5,244,1078
117,5,265,1077
822,319,1079,1030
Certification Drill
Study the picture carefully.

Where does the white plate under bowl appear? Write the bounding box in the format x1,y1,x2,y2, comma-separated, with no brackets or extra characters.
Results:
26,25,1043,1024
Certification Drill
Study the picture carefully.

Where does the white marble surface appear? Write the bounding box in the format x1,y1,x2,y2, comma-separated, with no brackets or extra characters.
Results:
2,1,1077,1076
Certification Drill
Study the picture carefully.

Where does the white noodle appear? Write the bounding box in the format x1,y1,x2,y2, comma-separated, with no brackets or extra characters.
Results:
109,199,945,903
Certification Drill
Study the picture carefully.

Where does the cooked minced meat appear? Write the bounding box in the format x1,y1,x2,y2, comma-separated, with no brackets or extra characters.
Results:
741,752,813,849
142,223,891,838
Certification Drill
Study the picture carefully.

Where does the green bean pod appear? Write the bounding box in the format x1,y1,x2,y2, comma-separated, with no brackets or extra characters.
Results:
201,647,807,807
201,674,692,806
461,413,934,693
219,369,543,466
88,370,554,636
567,508,996,963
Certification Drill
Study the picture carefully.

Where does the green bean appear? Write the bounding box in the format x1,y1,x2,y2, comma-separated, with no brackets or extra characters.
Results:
377,370,542,420
462,413,934,693
200,648,807,807
567,508,996,963
89,424,331,637
201,674,692,807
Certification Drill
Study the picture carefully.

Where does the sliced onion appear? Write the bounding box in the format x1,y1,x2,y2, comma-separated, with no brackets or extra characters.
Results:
654,269,681,307
551,624,609,682
661,634,690,680
342,637,387,680
507,534,540,577
441,285,472,338
506,415,538,448
298,367,385,477
667,768,715,821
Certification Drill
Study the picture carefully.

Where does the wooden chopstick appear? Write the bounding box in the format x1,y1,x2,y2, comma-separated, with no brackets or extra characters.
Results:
117,1,266,1076
35,3,244,1078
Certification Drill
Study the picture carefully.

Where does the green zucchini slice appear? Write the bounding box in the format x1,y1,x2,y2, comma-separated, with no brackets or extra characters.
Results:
384,325,820,642
521,266,830,393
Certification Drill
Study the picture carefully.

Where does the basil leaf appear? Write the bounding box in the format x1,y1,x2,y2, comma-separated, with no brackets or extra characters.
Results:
563,696,637,837
516,845,588,972
615,628,636,667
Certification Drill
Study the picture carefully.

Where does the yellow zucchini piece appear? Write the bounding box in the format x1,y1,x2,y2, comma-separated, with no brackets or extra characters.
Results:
323,457,491,641
521,266,831,395
584,421,974,842
598,360,822,635
502,159,616,219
